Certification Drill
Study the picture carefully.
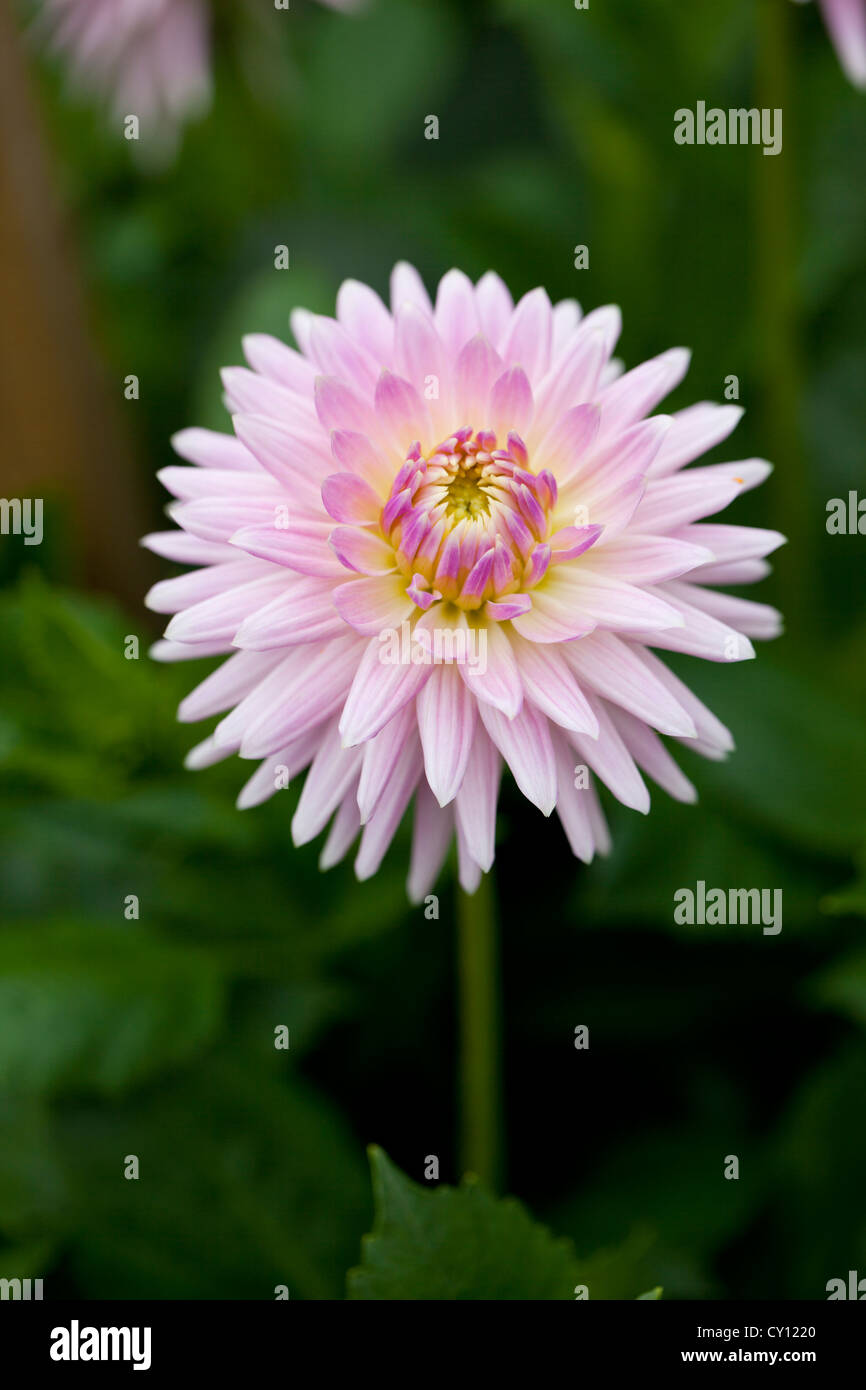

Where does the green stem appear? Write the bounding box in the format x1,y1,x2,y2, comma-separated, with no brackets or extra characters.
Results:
755,0,814,635
456,874,501,1190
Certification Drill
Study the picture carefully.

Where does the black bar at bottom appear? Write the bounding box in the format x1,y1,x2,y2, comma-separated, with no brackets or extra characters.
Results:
0,1299,862,1374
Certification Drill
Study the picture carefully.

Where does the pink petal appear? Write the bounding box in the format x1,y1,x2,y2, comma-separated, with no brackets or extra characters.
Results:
178,649,284,723
292,719,365,845
336,279,394,364
551,299,582,362
674,523,786,565
373,370,430,455
561,631,696,737
171,427,258,471
489,365,534,438
454,335,502,421
475,271,514,348
455,727,501,871
546,570,684,633
333,573,413,635
321,472,383,524
221,367,315,428
510,582,597,644
457,821,484,893
578,416,672,494
478,699,557,815
672,583,783,641
588,534,714,584
434,268,480,357
145,558,268,615
417,663,477,806
407,783,454,903
571,697,650,812
241,334,317,393
535,403,601,485
636,647,734,754
356,703,417,823
330,525,396,576
632,584,755,661
690,559,771,587
142,531,235,566
500,286,553,380
320,793,362,870
485,594,532,621
234,413,332,501
531,329,609,441
596,347,691,439
510,635,598,735
820,0,866,86
314,375,377,435
394,301,447,398
459,621,523,718
551,729,601,863
164,573,288,645
355,730,423,880
608,707,697,804
635,470,747,531
390,261,433,317
649,403,744,476
156,465,281,503
239,636,363,757
234,577,345,648
231,519,344,577
339,632,433,746
308,315,379,393
171,495,286,544
330,429,395,494
237,737,317,811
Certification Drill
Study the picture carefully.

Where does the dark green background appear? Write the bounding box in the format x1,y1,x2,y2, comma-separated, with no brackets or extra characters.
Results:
2,0,865,1298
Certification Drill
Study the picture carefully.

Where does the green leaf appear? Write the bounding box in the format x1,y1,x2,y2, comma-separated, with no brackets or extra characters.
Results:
773,1039,866,1296
348,1148,658,1301
0,922,224,1095
638,1286,663,1300
59,1057,369,1300
348,1147,580,1300
0,1093,69,1242
0,1239,56,1284
305,0,458,176
808,948,866,1027
682,657,866,857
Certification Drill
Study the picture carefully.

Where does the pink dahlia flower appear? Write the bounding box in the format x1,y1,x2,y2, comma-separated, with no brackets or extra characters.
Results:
144,265,784,900
36,0,211,147
794,0,866,86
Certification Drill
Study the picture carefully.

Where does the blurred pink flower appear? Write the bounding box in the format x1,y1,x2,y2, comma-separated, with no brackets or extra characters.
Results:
795,0,866,86
38,0,211,148
145,265,784,899
36,0,363,151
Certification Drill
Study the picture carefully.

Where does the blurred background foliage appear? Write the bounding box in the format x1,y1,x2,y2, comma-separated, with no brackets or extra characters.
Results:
0,0,864,1298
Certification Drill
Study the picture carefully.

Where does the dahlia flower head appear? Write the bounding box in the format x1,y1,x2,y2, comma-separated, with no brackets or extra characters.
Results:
794,0,866,87
145,264,784,901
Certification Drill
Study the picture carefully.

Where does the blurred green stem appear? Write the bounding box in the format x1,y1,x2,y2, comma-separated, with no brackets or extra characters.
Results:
756,0,814,634
457,874,501,1190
